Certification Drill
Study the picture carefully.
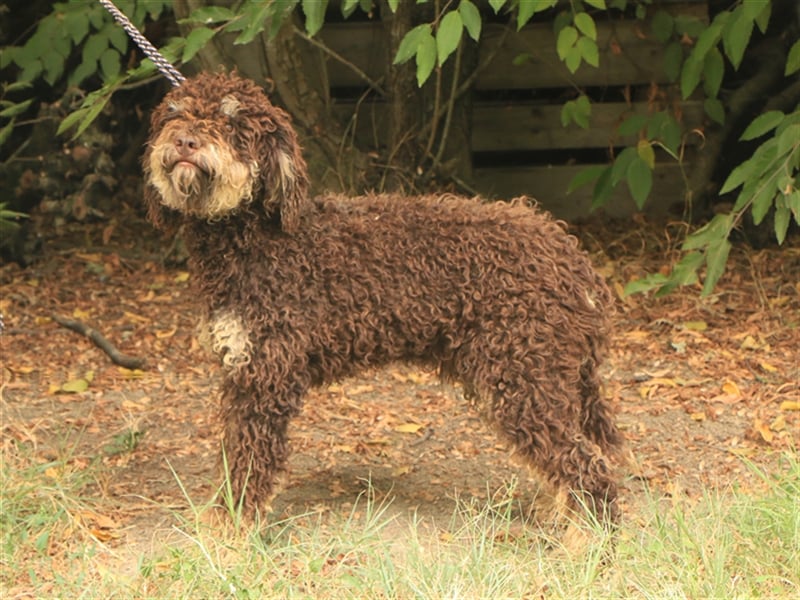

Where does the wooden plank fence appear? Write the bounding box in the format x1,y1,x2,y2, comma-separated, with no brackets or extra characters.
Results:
318,1,709,218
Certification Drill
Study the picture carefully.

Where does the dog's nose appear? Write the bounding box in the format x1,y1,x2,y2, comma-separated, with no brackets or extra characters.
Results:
174,132,200,156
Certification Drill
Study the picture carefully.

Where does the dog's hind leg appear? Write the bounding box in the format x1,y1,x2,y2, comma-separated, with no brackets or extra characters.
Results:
456,339,619,526
578,352,621,452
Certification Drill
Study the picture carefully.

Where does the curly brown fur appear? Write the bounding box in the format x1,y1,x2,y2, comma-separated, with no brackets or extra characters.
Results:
144,72,621,525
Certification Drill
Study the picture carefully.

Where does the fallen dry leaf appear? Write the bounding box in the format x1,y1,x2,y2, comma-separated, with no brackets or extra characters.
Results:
395,423,424,434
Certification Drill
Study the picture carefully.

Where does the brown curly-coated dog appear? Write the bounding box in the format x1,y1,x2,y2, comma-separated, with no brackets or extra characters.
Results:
143,72,621,525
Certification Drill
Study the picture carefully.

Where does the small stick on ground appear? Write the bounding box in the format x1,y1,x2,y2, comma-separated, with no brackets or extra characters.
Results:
52,314,146,370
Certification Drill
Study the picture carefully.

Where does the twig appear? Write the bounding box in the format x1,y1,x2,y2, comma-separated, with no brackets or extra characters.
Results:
432,40,464,169
293,26,386,97
52,314,146,370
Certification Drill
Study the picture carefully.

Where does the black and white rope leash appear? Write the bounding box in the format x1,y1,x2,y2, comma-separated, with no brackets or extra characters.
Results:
97,0,185,87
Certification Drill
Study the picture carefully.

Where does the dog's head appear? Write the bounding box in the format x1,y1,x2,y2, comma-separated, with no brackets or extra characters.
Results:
143,72,309,231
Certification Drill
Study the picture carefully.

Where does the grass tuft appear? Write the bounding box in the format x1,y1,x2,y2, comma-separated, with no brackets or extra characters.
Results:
2,439,798,599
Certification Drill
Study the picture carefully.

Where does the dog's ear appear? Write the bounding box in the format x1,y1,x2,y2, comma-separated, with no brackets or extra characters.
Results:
256,110,310,234
273,128,310,233
141,141,165,228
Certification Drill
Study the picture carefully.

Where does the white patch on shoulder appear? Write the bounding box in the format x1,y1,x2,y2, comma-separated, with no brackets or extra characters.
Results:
199,310,253,370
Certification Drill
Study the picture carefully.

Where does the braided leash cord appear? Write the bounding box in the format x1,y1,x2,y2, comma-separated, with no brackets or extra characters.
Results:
98,0,185,87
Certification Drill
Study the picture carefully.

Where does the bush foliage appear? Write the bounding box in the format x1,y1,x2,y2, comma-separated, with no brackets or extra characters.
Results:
2,0,798,295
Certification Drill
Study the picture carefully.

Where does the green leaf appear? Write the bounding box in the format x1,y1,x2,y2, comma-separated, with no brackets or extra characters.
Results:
341,0,359,19
674,15,706,38
754,1,771,34
561,95,591,129
577,36,599,68
787,41,800,76
680,57,703,99
63,10,90,46
302,0,328,36
0,47,16,70
729,144,779,210
751,186,776,225
517,0,538,30
637,139,656,169
741,0,765,20
574,94,591,128
591,166,615,210
626,156,653,208
2,82,31,97
82,32,108,68
574,13,597,41
560,100,573,127
624,272,669,296
0,99,32,119
58,90,114,140
106,23,129,54
785,189,800,222
489,0,506,13
553,11,572,35
703,47,724,98
388,0,400,11
654,251,704,296
41,51,65,86
683,213,734,250
416,31,437,86
740,111,784,141
663,41,683,82
99,48,120,81
68,59,96,87
0,119,15,148
564,46,582,73
722,10,753,70
584,0,606,8
691,20,722,62
704,97,725,125
186,6,236,24
617,114,648,136
394,24,432,65
650,10,673,43
648,111,682,156
56,108,89,135
774,199,790,244
232,3,270,44
182,27,216,63
702,238,731,296
512,52,533,66
611,146,637,185
436,10,463,66
459,0,481,41
776,124,800,157
568,165,608,193
556,26,578,60
20,60,43,83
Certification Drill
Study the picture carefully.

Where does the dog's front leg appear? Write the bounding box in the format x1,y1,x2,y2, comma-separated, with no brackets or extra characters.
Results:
218,375,304,516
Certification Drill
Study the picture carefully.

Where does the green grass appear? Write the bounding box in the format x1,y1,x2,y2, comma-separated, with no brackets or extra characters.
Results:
2,441,798,599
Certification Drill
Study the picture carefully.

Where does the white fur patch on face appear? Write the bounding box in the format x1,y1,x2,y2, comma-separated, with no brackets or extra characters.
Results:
199,310,253,370
147,124,259,219
219,95,240,117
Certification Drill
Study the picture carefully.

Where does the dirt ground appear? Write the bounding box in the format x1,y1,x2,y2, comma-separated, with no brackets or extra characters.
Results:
1,210,798,549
